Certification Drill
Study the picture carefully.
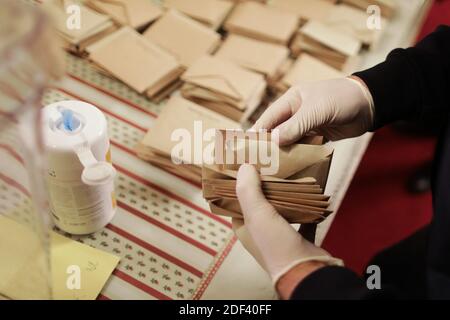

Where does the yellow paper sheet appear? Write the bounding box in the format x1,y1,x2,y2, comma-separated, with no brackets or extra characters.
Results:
0,215,119,300
0,215,51,300
51,231,120,300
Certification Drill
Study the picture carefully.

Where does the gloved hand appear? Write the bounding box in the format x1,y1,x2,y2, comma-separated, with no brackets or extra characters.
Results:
233,164,343,286
253,77,375,145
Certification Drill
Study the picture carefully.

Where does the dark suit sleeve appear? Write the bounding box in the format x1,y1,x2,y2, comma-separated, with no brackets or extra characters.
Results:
354,25,450,129
290,266,397,300
291,27,450,300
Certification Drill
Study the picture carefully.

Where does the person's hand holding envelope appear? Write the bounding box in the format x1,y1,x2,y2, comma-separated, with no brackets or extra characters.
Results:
202,129,339,298
233,164,343,299
253,77,375,145
230,76,375,298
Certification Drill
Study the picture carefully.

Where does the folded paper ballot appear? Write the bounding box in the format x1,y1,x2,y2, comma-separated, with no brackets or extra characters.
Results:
324,4,386,48
291,20,362,71
143,10,221,68
214,34,289,82
277,54,343,92
85,0,163,30
136,96,240,184
201,130,334,224
224,1,298,45
180,55,267,123
342,0,396,18
270,0,335,24
163,0,234,30
45,0,116,55
87,27,184,99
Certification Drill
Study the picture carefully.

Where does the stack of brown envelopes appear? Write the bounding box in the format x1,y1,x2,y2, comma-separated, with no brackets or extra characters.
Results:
87,27,184,101
342,0,396,18
224,1,298,45
85,0,163,30
143,10,221,69
276,53,343,93
215,34,289,85
291,21,362,72
180,55,267,124
324,4,387,48
136,97,240,184
45,0,116,56
163,0,234,30
202,130,334,224
270,0,335,25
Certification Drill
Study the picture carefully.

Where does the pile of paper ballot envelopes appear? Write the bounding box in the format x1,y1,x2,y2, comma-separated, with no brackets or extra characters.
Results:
45,0,396,223
202,130,334,224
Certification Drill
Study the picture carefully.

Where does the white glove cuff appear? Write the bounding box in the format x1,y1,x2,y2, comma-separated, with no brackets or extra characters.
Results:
272,255,344,286
347,77,375,125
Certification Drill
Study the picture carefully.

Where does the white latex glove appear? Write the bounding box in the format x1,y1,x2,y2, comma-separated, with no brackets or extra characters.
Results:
253,77,374,145
233,164,343,285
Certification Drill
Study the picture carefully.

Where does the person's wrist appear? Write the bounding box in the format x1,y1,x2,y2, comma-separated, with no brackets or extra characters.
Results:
276,261,327,299
347,76,374,119
343,76,374,132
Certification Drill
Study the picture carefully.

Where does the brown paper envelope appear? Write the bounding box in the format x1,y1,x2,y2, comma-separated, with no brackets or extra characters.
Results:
224,2,298,45
202,177,317,186
324,4,386,46
282,54,343,87
288,157,332,190
209,184,323,194
47,1,113,43
292,37,337,60
181,55,266,104
181,83,246,109
299,34,350,61
146,79,183,103
145,67,184,98
263,190,330,201
209,200,243,219
88,27,181,93
143,10,221,68
208,198,326,224
209,191,330,208
269,200,331,214
86,0,163,29
183,78,266,108
67,24,118,55
268,197,329,208
186,98,247,123
164,0,234,29
207,182,322,192
300,21,362,57
216,130,334,178
202,164,318,184
57,20,114,46
342,0,396,18
138,96,240,164
182,79,266,124
202,178,320,189
205,187,330,201
271,204,328,223
139,150,203,183
215,34,289,78
270,0,335,23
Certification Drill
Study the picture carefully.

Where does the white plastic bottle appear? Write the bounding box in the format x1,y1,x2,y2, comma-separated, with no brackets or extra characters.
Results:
42,100,117,234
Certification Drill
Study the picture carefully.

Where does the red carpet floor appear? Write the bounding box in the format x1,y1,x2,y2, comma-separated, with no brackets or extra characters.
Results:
322,0,450,275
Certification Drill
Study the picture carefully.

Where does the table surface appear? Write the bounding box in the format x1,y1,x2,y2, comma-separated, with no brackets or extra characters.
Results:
31,0,429,300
